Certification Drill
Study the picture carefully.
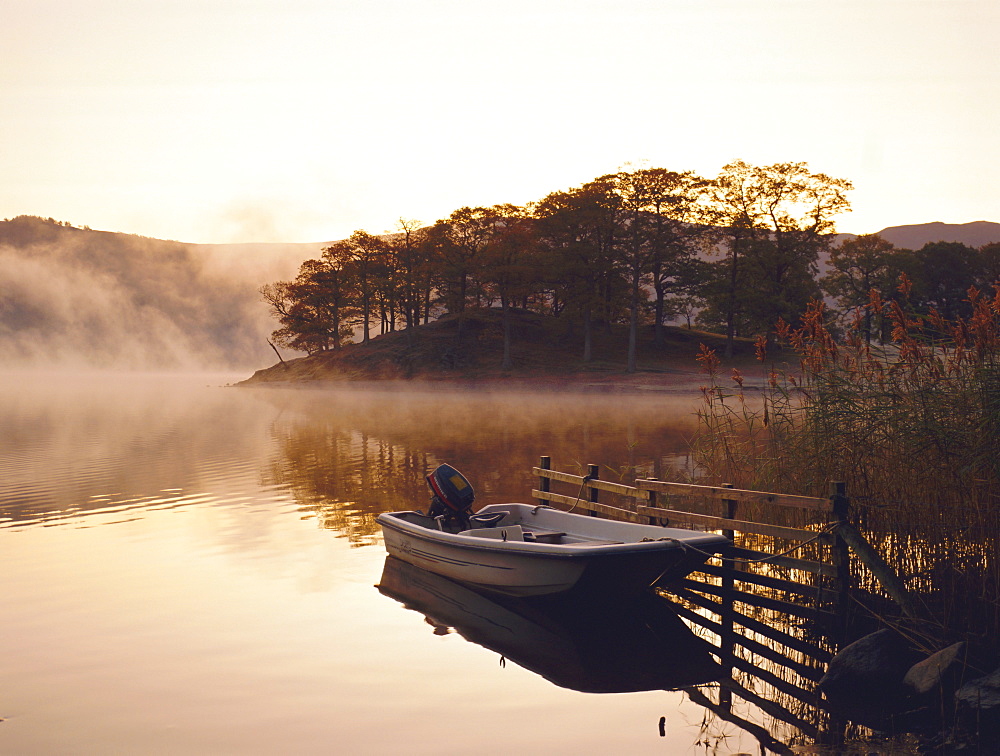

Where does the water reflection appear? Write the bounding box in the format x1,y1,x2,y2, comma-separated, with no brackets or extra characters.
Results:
0,371,276,528
378,556,722,694
257,385,701,544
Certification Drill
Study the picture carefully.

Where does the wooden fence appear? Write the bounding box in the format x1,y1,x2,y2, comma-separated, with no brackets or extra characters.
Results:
531,455,914,747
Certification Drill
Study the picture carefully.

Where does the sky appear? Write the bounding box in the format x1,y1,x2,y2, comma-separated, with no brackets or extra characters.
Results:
1,0,997,244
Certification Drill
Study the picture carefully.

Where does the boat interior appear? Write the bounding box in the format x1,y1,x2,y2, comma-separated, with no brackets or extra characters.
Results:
388,510,624,545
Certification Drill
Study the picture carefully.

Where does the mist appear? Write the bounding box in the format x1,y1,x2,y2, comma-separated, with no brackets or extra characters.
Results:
0,217,320,371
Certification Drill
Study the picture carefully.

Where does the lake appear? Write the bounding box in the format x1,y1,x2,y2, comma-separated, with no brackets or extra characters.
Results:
0,372,872,754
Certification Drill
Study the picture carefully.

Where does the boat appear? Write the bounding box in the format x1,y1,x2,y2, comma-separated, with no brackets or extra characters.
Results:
376,464,730,597
377,556,722,693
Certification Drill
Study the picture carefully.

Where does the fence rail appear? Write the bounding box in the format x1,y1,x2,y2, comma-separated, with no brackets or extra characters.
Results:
635,479,835,512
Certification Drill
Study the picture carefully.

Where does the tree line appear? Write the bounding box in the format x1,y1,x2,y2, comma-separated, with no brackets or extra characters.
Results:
261,160,999,370
823,234,1000,342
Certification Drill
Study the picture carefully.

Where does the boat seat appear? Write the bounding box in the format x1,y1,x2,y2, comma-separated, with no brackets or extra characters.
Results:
571,539,625,546
458,525,525,541
523,529,566,544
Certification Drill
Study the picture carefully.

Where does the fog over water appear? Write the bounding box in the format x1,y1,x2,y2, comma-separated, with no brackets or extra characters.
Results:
0,217,314,370
0,372,702,531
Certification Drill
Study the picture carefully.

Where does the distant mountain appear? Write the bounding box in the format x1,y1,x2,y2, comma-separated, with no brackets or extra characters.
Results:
0,216,319,370
871,221,1000,250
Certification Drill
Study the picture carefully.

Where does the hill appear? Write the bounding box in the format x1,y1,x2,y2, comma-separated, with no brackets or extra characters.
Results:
833,220,1000,249
873,221,1000,250
239,307,762,388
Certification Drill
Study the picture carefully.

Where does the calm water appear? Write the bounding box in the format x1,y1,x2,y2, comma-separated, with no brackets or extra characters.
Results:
1,372,806,754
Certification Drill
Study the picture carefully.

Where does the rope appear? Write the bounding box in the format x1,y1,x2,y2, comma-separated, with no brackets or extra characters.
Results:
564,474,593,514
534,474,593,515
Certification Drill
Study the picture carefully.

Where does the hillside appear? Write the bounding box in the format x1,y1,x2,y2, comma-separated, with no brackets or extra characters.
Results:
240,307,762,388
833,220,1000,249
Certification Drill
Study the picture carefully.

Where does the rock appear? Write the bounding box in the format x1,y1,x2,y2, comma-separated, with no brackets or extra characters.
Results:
955,667,1000,736
819,629,919,721
956,667,1000,709
955,669,1000,721
889,642,970,733
903,641,967,700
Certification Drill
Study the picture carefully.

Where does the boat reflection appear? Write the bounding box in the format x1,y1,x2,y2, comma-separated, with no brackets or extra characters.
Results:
377,555,723,694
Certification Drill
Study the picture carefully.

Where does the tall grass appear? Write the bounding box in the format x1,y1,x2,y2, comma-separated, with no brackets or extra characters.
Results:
693,277,1000,645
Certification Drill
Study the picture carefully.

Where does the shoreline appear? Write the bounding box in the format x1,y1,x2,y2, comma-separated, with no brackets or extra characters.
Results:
233,367,769,394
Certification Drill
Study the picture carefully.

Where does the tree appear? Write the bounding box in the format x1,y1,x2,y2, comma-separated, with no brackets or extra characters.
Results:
478,203,539,370
978,242,1000,289
908,241,983,321
261,256,356,353
326,230,388,344
645,172,716,343
707,161,852,355
609,169,652,374
428,207,497,339
390,218,429,335
609,167,711,371
822,234,897,341
534,179,623,362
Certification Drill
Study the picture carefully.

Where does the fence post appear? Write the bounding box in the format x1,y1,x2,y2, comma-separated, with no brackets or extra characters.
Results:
646,477,658,524
537,456,551,506
587,463,599,516
830,481,851,644
719,482,736,710
721,482,737,541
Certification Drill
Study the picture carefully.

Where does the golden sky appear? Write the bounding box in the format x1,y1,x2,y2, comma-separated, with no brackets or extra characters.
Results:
1,0,997,243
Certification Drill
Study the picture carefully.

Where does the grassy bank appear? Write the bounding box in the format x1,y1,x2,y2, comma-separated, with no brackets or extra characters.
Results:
242,307,763,385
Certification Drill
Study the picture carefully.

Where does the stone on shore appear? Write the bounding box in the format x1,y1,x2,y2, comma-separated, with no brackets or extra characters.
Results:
903,641,967,700
818,629,919,721
955,666,1000,736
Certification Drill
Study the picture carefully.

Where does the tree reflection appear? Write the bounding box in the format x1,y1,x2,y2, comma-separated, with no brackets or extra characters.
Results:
257,386,700,545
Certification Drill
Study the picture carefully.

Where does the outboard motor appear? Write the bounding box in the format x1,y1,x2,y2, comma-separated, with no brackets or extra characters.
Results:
426,463,476,529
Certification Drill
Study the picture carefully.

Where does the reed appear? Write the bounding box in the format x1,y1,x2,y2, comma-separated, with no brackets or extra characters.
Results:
693,279,1000,643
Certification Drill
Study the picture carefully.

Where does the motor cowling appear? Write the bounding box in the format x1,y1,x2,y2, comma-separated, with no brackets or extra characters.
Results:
426,464,475,523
